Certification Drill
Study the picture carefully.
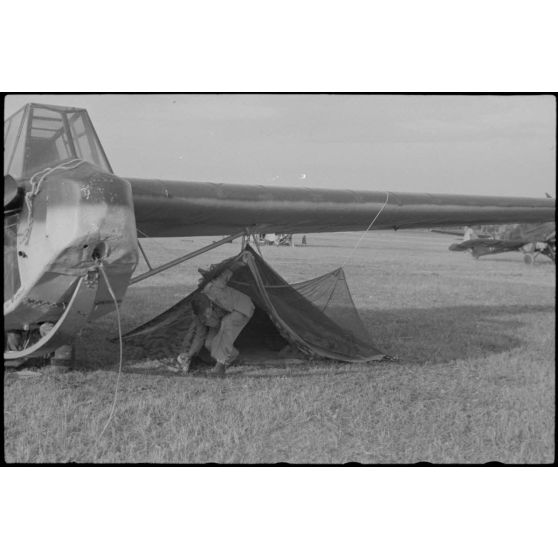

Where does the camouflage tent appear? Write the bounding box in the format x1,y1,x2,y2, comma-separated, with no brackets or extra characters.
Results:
121,246,386,364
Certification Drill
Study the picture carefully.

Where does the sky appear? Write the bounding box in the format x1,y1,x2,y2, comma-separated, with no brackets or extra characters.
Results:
4,94,556,197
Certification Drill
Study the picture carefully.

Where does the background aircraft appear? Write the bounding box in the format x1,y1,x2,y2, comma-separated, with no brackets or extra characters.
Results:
256,233,294,246
430,227,493,239
447,222,556,264
3,102,556,368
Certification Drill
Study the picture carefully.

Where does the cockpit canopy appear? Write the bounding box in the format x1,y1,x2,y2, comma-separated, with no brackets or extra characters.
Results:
4,103,112,179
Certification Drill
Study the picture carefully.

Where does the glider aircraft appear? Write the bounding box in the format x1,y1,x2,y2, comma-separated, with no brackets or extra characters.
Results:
447,222,556,264
3,103,556,367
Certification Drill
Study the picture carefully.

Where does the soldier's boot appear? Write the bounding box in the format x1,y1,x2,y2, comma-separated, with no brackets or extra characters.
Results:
207,361,226,378
228,347,239,366
177,353,191,374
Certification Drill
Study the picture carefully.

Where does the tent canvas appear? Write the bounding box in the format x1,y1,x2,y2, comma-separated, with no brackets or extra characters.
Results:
121,246,386,364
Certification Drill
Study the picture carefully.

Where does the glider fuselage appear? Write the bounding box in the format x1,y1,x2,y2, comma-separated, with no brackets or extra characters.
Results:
3,102,556,362
4,104,138,360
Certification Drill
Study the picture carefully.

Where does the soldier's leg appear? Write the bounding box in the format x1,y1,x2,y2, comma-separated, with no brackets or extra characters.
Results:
178,318,208,373
193,327,219,365
204,327,218,353
210,310,251,366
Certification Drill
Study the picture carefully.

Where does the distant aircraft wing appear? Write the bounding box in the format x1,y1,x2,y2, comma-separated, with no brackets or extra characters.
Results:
128,178,556,237
450,239,528,252
430,228,464,237
430,228,493,239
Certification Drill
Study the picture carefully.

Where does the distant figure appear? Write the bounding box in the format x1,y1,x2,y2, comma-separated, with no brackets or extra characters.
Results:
264,233,277,246
178,267,254,377
301,235,307,247
463,226,476,242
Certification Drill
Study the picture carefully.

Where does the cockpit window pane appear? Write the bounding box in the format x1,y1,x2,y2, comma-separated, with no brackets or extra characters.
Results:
55,134,73,160
4,107,26,176
30,107,66,138
68,111,105,167
4,103,112,179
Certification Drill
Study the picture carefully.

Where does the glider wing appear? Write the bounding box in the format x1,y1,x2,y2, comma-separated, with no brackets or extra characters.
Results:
128,178,556,237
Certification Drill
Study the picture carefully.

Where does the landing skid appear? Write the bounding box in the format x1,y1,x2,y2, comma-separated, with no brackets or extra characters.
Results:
4,273,98,361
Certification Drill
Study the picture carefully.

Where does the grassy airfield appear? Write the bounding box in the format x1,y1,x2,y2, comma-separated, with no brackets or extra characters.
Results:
4,231,555,463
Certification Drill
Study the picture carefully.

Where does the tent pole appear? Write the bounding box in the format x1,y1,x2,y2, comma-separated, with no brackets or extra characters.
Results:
137,240,153,270
250,231,264,257
130,231,245,285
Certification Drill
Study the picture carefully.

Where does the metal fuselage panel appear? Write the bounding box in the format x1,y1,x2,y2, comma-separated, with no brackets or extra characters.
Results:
4,162,139,331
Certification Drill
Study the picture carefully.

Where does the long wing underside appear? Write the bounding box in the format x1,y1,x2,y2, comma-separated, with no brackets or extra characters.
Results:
128,178,556,237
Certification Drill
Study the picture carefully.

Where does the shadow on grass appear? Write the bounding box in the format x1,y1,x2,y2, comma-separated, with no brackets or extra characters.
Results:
75,300,553,373
360,304,553,364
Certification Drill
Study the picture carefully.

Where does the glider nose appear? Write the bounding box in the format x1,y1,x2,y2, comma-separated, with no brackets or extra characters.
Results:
44,162,139,319
9,161,139,324
41,162,139,276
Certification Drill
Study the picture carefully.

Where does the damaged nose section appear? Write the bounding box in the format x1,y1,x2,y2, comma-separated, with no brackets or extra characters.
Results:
44,162,140,320
91,242,108,261
45,162,139,277
4,162,139,360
